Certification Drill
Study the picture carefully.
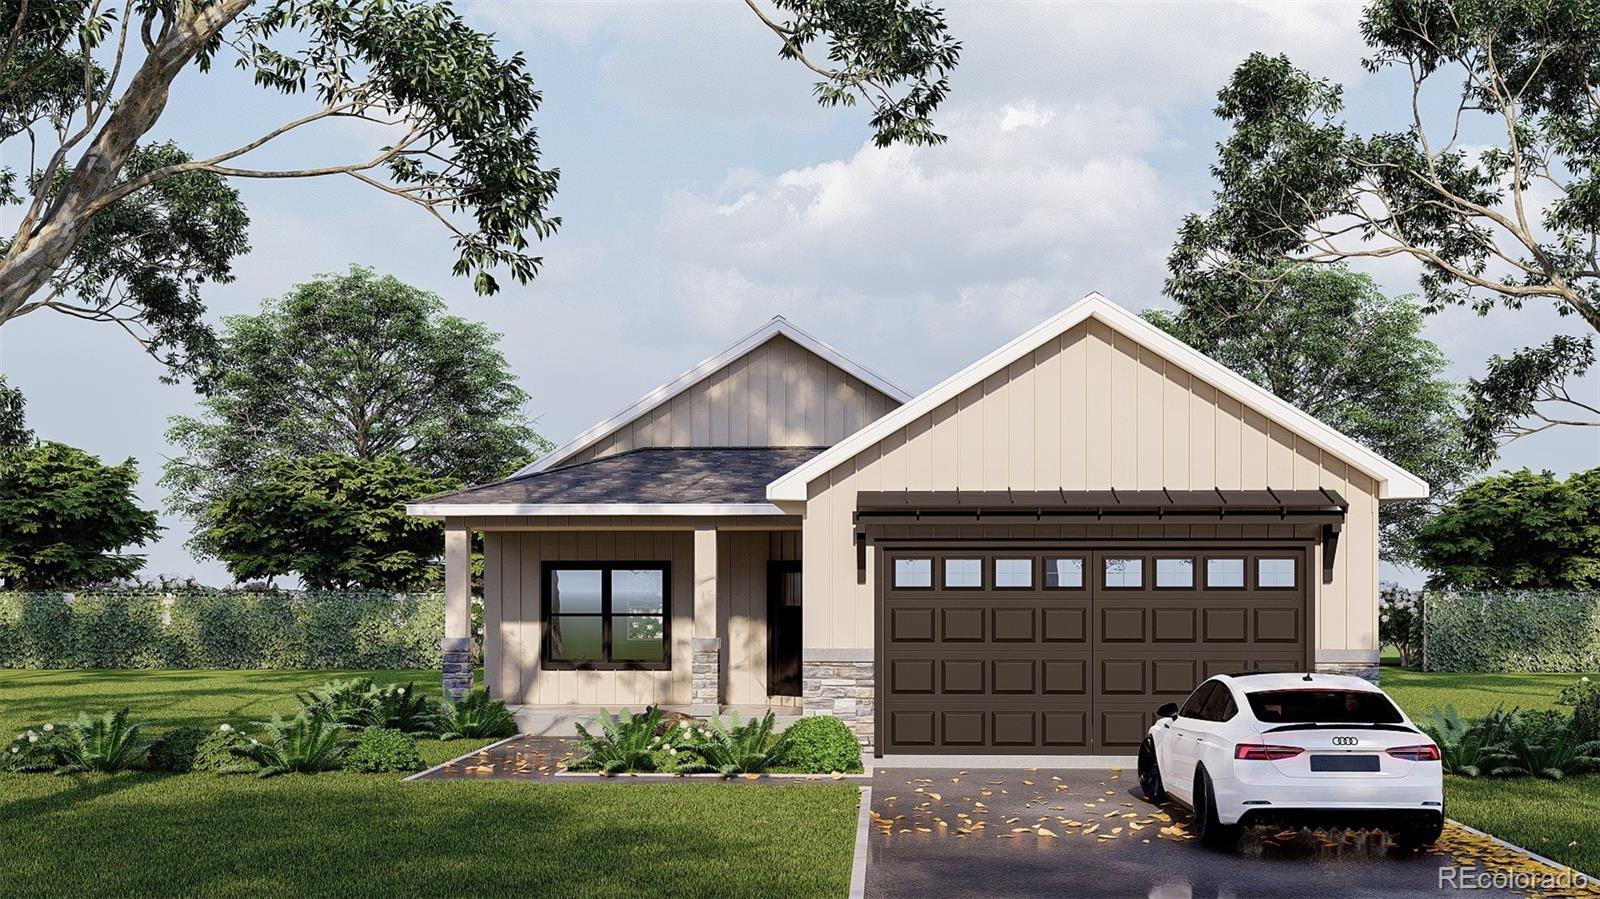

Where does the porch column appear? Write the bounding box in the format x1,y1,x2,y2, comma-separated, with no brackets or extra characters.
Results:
690,523,720,715
442,525,473,700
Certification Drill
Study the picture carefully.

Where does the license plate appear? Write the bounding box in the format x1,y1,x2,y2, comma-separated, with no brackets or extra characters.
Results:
1310,754,1379,772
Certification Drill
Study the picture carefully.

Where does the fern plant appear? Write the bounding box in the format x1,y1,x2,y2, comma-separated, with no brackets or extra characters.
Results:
1482,710,1600,779
234,712,354,777
436,689,518,741
568,708,678,774
296,678,375,722
55,709,152,774
1418,704,1516,777
675,711,794,776
298,679,435,735
4,723,72,772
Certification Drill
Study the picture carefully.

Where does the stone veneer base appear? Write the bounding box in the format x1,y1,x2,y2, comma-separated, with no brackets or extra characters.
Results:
804,660,875,749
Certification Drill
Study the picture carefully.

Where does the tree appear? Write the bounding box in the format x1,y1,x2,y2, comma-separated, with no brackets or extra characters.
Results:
0,374,29,450
1146,264,1477,563
161,266,542,559
0,441,161,588
202,452,458,590
0,0,959,377
1379,585,1423,669
1170,0,1600,455
1416,468,1600,590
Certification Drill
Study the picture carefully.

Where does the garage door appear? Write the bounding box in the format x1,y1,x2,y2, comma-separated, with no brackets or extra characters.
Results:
878,546,1309,755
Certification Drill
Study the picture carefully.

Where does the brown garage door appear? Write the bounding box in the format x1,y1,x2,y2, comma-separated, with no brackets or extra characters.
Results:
879,546,1309,755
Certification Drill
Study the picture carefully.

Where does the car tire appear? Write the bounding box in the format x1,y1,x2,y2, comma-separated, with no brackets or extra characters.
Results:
1138,736,1167,802
1192,766,1240,850
1393,813,1445,851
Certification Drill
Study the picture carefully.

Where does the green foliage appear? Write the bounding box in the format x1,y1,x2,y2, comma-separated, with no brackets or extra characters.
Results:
234,712,354,777
0,375,29,451
1145,265,1476,563
1416,469,1600,590
436,688,518,741
145,726,210,773
56,708,151,773
1168,2,1600,448
298,678,436,735
676,711,794,777
1380,587,1423,669
343,727,424,773
1422,590,1600,672
1558,676,1600,708
780,716,863,773
569,707,677,774
1481,709,1600,780
194,726,257,774
3,722,70,772
1418,705,1516,777
199,452,460,591
0,590,445,670
1464,336,1596,464
0,441,160,589
763,0,961,147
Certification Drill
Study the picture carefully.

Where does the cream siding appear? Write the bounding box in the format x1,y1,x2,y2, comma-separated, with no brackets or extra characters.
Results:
800,319,1381,660
562,335,899,464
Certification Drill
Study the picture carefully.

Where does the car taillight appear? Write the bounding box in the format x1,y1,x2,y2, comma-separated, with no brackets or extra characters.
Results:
1235,743,1304,761
1387,744,1441,761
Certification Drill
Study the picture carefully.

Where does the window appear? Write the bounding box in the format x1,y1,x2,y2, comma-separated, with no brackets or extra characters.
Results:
994,558,1033,588
1179,681,1217,719
1200,682,1237,722
1155,558,1194,588
893,558,932,588
1044,558,1084,589
1246,689,1403,724
1258,558,1297,588
1103,557,1143,588
1205,558,1245,588
544,564,669,669
944,558,982,588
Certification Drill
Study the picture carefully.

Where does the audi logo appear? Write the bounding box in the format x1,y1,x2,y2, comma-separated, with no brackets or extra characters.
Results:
1331,736,1359,746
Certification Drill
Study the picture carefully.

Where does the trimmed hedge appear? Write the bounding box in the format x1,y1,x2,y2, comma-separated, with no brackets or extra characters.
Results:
1423,590,1600,672
0,590,444,669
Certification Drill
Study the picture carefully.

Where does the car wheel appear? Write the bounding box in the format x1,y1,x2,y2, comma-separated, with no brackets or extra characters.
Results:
1192,766,1240,850
1393,813,1445,851
1138,736,1167,802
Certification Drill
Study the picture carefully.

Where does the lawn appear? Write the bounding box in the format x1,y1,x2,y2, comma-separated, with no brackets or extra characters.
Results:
0,669,860,898
1381,666,1596,719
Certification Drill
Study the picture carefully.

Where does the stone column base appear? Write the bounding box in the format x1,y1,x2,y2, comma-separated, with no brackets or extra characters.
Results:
690,637,721,716
803,660,875,749
442,637,473,700
1315,662,1380,685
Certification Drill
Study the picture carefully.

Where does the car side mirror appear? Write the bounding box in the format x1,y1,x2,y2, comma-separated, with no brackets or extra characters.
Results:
1156,702,1179,720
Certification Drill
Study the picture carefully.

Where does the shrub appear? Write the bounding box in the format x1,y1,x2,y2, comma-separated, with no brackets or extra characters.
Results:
675,711,793,776
568,708,678,774
234,713,354,777
1482,709,1600,779
780,716,863,773
194,726,257,774
55,709,152,773
3,723,71,772
344,728,425,773
1421,590,1600,672
436,688,518,741
297,678,435,735
145,727,209,773
1418,705,1517,777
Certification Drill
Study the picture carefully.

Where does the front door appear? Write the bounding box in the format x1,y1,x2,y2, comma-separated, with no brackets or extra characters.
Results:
767,561,803,696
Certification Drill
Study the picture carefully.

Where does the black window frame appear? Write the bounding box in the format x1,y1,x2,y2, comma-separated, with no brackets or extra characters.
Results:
542,561,671,671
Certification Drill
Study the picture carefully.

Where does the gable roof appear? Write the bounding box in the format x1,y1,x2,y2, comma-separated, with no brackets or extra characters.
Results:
766,293,1431,502
512,316,912,477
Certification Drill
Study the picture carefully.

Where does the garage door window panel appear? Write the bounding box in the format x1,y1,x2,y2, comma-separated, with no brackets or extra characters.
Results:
1044,557,1086,589
942,558,983,589
1103,557,1144,589
993,557,1035,589
1155,558,1195,589
1257,557,1298,589
1205,558,1246,589
893,558,933,589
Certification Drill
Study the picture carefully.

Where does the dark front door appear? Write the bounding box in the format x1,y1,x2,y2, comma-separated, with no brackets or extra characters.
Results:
768,560,803,697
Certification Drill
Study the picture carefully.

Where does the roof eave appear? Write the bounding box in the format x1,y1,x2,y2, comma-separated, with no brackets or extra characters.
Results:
405,502,791,518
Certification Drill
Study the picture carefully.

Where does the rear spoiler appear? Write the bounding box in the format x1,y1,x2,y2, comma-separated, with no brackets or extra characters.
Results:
1261,722,1421,735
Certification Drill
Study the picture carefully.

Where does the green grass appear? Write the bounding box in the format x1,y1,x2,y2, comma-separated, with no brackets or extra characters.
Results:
1446,775,1600,877
1381,667,1595,719
0,669,859,897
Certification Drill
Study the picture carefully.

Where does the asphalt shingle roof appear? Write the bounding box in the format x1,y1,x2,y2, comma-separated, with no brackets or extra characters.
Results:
420,447,825,506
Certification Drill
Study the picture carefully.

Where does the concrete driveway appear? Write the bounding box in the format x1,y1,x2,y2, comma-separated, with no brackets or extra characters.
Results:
865,765,1529,898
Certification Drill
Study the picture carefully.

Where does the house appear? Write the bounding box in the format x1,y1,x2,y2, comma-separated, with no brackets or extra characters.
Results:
406,294,1427,756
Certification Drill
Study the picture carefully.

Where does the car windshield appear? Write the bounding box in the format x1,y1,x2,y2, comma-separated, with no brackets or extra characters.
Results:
1245,689,1403,724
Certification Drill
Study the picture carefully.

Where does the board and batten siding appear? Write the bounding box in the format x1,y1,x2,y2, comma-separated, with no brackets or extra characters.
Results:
800,317,1381,660
563,335,900,464
483,528,800,706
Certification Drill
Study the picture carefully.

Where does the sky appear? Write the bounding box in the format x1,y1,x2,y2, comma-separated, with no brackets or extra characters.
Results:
2,0,1596,588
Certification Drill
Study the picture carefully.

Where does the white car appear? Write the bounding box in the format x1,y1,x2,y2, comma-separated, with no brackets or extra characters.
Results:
1137,672,1445,849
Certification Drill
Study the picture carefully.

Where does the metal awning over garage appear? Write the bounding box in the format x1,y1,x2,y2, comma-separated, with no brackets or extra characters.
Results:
852,488,1348,582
